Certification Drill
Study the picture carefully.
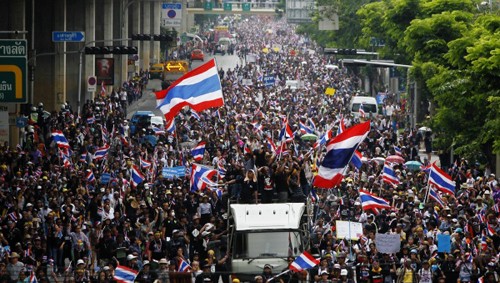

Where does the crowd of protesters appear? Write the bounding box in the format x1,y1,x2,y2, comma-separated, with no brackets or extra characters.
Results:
0,15,498,283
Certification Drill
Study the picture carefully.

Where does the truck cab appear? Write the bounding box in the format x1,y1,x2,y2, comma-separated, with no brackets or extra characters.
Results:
227,202,312,280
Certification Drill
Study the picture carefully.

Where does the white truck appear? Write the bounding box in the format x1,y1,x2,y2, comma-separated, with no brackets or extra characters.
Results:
227,202,312,280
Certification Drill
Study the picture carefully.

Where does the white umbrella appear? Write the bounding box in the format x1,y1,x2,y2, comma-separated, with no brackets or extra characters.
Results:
418,126,432,132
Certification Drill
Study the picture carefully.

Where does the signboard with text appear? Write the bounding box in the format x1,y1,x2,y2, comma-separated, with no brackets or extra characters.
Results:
161,3,182,27
0,39,28,103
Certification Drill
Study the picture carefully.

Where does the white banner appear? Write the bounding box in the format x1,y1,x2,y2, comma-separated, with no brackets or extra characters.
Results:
335,221,363,240
375,233,401,254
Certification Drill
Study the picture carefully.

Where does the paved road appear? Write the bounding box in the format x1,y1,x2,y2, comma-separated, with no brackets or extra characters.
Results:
127,54,239,119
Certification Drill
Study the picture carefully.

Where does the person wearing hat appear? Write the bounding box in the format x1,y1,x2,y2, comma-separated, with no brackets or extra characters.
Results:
254,275,264,283
416,260,432,283
261,264,274,281
396,258,418,283
148,231,168,261
457,252,477,283
314,257,331,282
195,263,213,283
74,258,90,282
6,252,24,281
136,260,158,283
156,258,170,283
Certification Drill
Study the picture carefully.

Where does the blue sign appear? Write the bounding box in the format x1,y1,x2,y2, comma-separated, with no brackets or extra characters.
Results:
162,166,186,179
437,234,451,253
162,3,182,9
52,31,85,42
100,173,111,184
376,92,386,105
263,76,275,87
15,117,28,128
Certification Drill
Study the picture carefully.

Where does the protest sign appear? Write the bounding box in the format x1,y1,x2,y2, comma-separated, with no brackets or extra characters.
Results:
375,233,401,254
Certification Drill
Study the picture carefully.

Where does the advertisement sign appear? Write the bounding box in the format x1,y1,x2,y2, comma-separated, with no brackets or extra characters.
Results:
95,58,114,85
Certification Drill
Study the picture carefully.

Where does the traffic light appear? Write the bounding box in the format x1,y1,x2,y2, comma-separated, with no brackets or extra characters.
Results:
131,33,175,41
84,46,137,55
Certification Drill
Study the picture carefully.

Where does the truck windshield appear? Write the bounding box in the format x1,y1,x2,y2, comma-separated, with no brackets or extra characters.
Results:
232,231,302,259
352,103,377,113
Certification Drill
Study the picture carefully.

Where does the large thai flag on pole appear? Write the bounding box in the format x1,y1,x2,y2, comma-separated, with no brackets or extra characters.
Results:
359,191,392,211
382,163,400,186
113,265,138,283
51,131,70,149
428,162,456,196
289,251,320,272
313,121,370,188
156,59,224,121
190,163,217,192
191,141,206,162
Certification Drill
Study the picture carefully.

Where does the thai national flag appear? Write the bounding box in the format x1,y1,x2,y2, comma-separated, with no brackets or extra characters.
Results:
337,115,346,136
190,163,217,192
359,191,392,211
310,188,318,203
308,118,317,133
51,131,70,149
86,171,95,183
421,164,431,174
481,235,488,251
299,121,314,134
166,119,176,134
487,223,496,237
394,146,402,156
155,59,224,121
214,109,222,120
359,103,366,118
87,116,95,124
201,176,218,188
191,141,206,162
266,137,277,154
80,152,87,163
350,150,363,170
93,144,110,160
113,265,138,283
217,160,226,178
313,129,333,149
152,126,165,135
289,251,320,272
313,121,370,188
428,185,445,207
140,157,152,169
120,135,130,147
178,258,191,272
29,271,38,283
131,165,145,187
243,143,252,154
428,162,456,196
190,110,201,120
279,118,294,142
382,163,400,186
251,121,263,133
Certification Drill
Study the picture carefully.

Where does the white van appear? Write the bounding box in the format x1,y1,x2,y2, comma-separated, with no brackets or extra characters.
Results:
350,96,378,118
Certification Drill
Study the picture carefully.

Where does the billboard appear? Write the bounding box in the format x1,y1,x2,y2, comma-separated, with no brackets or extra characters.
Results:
286,0,315,24
95,58,114,85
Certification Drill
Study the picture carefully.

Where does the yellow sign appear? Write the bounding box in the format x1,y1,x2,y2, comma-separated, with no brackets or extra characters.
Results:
325,87,336,96
262,48,269,54
165,61,188,72
0,65,23,99
215,26,229,31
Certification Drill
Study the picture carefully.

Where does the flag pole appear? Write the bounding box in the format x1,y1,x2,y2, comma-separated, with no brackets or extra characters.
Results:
266,269,292,283
423,165,432,204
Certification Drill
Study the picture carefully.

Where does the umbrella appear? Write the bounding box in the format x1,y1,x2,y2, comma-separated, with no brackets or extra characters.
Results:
301,134,318,141
404,160,423,171
418,126,432,132
386,155,405,164
371,157,386,164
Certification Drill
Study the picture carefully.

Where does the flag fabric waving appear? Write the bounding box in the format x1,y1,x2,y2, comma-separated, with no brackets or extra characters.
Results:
382,163,400,186
289,251,320,272
156,59,224,121
359,103,366,118
191,141,206,162
166,119,176,133
190,163,217,192
350,150,363,170
299,121,314,134
140,157,152,169
428,163,456,196
178,258,191,272
266,137,277,154
131,165,145,187
86,170,95,183
51,131,70,148
313,129,333,149
114,265,138,283
359,191,392,211
93,144,110,160
313,121,370,188
279,118,294,142
428,185,445,207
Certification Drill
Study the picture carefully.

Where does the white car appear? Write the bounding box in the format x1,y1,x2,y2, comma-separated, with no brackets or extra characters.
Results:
150,116,165,128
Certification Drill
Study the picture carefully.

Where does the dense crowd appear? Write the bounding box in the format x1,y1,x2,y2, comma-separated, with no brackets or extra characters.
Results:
0,16,498,283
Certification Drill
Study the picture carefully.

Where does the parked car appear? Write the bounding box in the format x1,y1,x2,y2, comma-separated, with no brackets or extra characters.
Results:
130,111,155,135
191,49,204,61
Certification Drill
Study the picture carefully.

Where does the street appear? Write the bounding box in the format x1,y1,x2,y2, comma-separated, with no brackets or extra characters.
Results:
127,53,239,118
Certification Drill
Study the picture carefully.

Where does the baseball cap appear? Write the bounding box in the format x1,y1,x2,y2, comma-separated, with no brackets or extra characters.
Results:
340,269,348,276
